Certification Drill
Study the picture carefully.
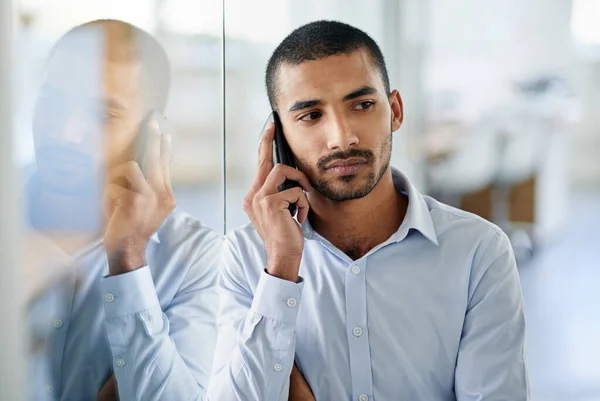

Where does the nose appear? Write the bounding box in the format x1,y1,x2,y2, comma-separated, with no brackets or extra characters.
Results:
59,108,95,146
325,112,359,151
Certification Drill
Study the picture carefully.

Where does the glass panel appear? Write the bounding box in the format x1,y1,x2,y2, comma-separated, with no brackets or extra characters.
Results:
13,0,224,399
156,0,224,231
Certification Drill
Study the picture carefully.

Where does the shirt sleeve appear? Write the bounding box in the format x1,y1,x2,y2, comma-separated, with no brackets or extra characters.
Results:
207,235,303,401
455,228,530,401
101,233,221,401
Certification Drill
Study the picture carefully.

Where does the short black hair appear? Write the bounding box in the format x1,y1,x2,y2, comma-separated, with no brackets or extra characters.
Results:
266,20,390,111
50,19,171,112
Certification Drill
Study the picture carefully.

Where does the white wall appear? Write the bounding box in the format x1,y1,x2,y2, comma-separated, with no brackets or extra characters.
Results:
570,0,600,188
571,61,600,189
426,0,600,191
427,0,575,120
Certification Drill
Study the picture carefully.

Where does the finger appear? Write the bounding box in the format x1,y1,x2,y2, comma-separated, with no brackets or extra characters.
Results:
107,162,151,195
160,130,174,196
249,122,275,193
105,184,148,215
259,121,275,169
295,191,310,224
261,164,312,196
105,183,137,201
144,117,164,189
265,186,310,216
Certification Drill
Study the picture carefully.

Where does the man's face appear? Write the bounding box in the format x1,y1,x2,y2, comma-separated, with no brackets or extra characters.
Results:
275,49,403,202
32,32,144,194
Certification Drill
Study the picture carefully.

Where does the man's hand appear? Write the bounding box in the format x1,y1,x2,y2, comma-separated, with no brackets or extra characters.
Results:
104,119,175,275
243,122,312,282
289,363,315,401
97,374,117,401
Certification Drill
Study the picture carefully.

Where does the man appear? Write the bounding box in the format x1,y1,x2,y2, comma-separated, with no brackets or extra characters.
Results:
209,20,528,400
25,19,220,401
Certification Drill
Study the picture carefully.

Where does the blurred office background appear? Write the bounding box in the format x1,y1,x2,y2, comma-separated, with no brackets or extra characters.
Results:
1,0,599,399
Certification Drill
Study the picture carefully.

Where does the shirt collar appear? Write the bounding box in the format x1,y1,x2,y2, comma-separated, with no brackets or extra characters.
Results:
389,168,439,246
300,168,439,246
300,217,315,240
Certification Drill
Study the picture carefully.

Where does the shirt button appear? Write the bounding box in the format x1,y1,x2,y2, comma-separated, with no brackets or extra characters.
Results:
351,265,361,275
273,363,283,372
359,394,369,401
104,293,115,303
286,297,297,308
53,319,63,329
353,326,363,337
46,385,54,394
115,358,126,368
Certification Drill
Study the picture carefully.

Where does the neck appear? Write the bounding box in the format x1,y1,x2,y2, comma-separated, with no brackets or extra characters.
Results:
307,168,407,260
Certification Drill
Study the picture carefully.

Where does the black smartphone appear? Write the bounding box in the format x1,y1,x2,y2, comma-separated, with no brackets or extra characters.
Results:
272,111,301,216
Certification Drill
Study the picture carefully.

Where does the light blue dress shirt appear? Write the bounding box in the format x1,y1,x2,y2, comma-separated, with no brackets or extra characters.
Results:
29,211,221,401
209,168,529,401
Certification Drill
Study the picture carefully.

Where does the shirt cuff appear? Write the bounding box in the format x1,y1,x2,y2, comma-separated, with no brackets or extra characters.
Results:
249,269,304,325
101,266,160,319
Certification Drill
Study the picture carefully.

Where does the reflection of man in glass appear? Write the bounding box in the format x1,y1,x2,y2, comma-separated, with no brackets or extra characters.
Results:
211,21,528,401
26,19,220,401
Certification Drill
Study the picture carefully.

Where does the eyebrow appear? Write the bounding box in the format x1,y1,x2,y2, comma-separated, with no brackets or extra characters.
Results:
288,85,378,113
343,86,377,101
102,98,127,111
289,99,322,113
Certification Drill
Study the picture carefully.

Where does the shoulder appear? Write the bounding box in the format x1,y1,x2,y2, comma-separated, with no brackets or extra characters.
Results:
158,210,222,245
221,222,266,291
423,195,514,281
224,222,265,269
425,195,507,246
225,222,263,252
149,211,223,288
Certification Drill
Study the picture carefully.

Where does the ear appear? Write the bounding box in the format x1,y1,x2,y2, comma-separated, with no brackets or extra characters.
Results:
389,90,403,132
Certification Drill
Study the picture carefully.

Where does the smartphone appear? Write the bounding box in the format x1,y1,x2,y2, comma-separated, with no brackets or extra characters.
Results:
135,110,173,177
272,111,301,216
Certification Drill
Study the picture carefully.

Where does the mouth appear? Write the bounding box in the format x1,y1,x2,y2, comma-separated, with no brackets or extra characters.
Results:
325,158,368,176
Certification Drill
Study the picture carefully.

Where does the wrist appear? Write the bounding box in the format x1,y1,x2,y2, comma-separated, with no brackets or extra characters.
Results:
266,255,301,282
106,241,147,275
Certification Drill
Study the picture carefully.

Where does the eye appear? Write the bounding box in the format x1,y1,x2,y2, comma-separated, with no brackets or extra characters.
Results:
353,101,375,111
98,108,120,123
299,111,322,122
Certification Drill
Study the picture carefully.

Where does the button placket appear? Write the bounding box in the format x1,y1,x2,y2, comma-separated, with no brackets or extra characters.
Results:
345,259,374,400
